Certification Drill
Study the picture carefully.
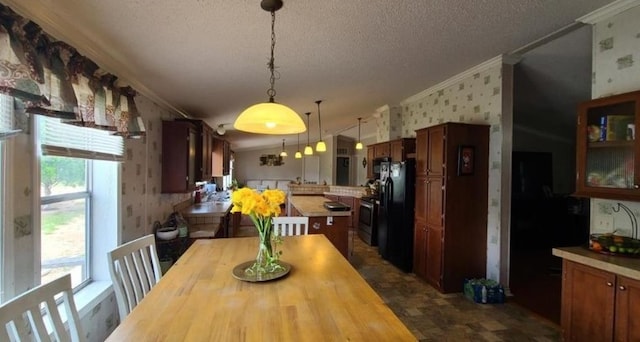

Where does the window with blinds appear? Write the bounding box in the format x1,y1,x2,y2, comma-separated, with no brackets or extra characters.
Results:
39,116,124,161
0,94,21,139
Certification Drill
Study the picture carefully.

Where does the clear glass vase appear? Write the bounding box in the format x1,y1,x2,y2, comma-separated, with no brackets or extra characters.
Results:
245,221,283,277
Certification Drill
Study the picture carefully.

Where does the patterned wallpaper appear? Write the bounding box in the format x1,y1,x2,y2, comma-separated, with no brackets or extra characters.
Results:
375,62,506,280
590,5,640,235
592,5,640,98
119,95,190,243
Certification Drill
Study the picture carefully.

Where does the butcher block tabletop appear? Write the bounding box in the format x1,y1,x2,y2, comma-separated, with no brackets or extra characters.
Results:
106,235,415,341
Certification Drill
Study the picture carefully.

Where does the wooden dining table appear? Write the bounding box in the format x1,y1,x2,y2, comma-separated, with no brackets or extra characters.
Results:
106,234,416,341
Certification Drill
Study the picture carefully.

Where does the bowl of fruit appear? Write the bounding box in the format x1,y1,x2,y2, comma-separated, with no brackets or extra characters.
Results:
589,233,640,257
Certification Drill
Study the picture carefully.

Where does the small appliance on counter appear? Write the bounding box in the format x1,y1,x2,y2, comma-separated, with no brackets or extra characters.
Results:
323,201,351,211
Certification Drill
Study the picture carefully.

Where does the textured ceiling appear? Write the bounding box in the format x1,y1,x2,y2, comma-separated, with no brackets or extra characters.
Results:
3,0,615,150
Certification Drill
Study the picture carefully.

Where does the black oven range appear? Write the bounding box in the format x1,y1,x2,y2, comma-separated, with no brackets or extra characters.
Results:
358,195,378,246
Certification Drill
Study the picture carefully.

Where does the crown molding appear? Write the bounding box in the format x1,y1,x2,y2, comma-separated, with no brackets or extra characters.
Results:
1,0,189,118
400,54,506,105
577,0,640,24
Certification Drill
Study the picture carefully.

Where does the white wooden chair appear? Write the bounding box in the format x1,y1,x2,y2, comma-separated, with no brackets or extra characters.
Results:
0,274,84,342
107,234,161,320
273,216,309,236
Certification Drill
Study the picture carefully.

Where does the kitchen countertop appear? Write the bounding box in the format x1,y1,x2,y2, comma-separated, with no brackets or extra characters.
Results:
553,246,640,280
289,196,351,217
180,201,233,217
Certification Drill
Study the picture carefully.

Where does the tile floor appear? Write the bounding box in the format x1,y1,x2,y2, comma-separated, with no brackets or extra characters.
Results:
235,226,561,341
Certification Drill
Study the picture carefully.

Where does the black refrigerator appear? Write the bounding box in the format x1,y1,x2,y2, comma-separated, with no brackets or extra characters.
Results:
377,159,415,272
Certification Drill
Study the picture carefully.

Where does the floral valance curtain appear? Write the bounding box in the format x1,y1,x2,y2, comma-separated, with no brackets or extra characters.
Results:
0,4,145,138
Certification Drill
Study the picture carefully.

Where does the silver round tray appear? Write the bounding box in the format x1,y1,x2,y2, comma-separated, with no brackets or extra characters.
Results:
232,260,292,282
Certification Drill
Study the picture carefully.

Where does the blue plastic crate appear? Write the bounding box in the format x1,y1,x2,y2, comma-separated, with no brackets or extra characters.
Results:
463,278,505,304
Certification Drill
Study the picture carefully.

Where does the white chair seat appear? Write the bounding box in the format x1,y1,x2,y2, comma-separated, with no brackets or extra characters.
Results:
0,274,84,342
273,216,309,236
108,234,161,320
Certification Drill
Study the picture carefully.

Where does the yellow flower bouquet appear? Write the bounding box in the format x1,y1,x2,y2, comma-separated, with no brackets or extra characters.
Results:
230,187,286,275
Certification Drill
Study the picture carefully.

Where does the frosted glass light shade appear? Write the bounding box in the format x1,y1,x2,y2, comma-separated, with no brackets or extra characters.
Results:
304,145,313,155
316,140,327,152
295,151,302,159
234,102,306,134
355,142,363,150
280,150,288,157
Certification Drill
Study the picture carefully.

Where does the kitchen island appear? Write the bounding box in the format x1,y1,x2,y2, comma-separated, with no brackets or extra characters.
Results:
288,195,352,258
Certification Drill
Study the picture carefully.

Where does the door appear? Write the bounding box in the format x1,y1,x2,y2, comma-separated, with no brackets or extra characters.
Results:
336,157,350,185
367,147,375,179
304,156,320,183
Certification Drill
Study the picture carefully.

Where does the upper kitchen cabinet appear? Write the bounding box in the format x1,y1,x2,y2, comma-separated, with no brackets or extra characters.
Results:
368,138,416,162
415,125,444,177
176,119,214,182
212,137,230,176
575,90,640,201
390,138,416,162
367,146,375,179
162,121,197,193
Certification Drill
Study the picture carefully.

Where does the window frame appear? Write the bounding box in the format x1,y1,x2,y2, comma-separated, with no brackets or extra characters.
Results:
39,157,93,291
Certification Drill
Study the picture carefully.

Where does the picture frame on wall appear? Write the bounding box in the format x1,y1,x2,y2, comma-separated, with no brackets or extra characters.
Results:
457,145,474,176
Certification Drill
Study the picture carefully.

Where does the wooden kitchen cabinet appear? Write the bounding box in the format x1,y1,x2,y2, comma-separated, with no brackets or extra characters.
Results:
561,259,640,342
390,138,415,162
176,119,215,182
413,122,489,293
373,142,390,158
575,90,640,201
212,137,230,176
162,121,197,193
367,146,375,179
415,125,444,177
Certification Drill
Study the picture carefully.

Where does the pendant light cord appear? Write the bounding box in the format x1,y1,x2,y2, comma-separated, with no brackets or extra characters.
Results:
316,100,322,140
267,10,277,102
306,112,311,145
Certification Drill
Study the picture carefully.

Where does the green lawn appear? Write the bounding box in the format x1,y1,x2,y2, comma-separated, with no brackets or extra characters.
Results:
42,208,84,234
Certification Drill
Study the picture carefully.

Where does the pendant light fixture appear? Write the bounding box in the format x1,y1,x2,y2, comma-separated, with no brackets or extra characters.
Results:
280,139,288,157
295,133,302,159
304,112,313,155
233,0,305,135
355,117,363,150
315,100,326,152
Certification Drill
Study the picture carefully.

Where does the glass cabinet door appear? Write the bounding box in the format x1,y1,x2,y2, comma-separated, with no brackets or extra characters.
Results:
576,91,640,200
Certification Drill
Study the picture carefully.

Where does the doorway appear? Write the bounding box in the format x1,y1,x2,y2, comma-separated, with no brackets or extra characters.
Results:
336,157,350,185
509,25,592,324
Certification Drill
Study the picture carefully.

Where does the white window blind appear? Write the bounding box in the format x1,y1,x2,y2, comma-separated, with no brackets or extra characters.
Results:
40,116,124,161
0,94,21,140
